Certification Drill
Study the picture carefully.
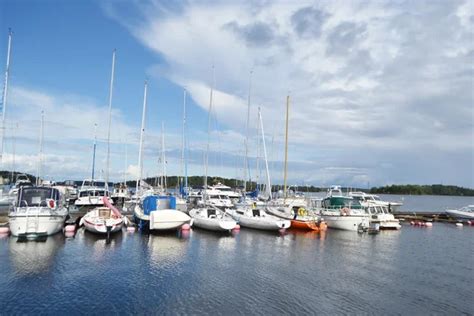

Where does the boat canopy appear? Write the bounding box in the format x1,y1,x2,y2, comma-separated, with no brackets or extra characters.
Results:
322,196,363,209
142,195,176,215
17,187,60,207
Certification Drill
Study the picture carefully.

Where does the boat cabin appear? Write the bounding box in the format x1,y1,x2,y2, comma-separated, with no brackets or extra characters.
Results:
142,195,176,215
17,187,60,207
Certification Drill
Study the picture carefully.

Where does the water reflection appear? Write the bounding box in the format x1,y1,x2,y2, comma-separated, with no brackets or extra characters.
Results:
147,232,189,267
75,228,124,262
8,233,65,275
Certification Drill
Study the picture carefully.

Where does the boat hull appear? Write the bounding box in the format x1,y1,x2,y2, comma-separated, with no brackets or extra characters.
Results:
149,209,191,230
189,209,236,232
235,215,290,231
323,215,369,231
9,214,66,237
290,219,320,231
446,210,474,220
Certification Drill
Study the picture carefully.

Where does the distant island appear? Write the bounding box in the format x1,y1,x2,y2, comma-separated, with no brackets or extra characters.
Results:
1,171,472,196
369,184,474,196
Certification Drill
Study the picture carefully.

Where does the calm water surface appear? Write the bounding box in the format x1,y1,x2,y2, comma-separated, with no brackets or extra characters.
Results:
1,221,473,315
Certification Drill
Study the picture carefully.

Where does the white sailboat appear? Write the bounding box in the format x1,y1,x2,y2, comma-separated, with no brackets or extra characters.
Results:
229,107,290,231
189,66,237,232
80,196,126,235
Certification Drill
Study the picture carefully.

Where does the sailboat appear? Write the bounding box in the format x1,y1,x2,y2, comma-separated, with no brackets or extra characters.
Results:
189,66,237,232
75,124,113,207
228,107,291,231
133,82,191,231
265,95,326,231
80,196,126,235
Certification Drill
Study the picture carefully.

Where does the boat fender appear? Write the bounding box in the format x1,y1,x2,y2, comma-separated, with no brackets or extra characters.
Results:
467,220,472,226
47,199,56,209
181,223,191,230
410,221,415,225
64,225,76,232
0,227,10,234
425,222,433,227
456,222,463,227
298,208,307,216
233,224,241,230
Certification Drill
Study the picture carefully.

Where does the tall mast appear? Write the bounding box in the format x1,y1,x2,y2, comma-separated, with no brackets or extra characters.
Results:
283,95,290,200
10,122,17,183
181,88,188,193
36,110,44,186
161,121,167,191
243,70,252,191
136,80,148,193
258,107,272,200
91,123,97,181
105,49,116,185
0,29,12,167
204,65,215,197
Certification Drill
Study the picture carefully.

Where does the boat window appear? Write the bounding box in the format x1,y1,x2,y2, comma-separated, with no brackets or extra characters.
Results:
18,188,58,207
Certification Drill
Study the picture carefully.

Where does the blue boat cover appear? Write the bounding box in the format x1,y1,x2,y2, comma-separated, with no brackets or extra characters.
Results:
142,195,176,215
246,189,259,198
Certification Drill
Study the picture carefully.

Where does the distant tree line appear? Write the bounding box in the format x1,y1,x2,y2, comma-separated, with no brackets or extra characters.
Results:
370,184,474,196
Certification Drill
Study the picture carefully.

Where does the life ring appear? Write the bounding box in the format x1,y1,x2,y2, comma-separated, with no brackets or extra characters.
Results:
298,207,307,216
340,207,350,216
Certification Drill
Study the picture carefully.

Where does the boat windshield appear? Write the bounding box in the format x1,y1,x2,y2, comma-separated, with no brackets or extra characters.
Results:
460,206,474,213
18,187,59,207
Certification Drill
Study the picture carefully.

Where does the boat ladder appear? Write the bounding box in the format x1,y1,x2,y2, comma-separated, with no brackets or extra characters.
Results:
26,212,39,233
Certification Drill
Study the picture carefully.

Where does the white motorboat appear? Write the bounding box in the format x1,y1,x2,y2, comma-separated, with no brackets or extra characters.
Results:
75,179,113,207
349,191,403,213
209,182,241,201
189,207,237,232
8,186,68,238
228,206,291,231
446,205,474,220
320,186,370,232
80,197,126,234
366,205,401,229
134,195,191,231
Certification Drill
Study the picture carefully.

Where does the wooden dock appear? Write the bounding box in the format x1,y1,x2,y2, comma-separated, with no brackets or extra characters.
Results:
393,211,464,223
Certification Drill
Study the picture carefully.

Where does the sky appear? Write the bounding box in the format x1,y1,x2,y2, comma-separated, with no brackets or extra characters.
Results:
0,0,472,188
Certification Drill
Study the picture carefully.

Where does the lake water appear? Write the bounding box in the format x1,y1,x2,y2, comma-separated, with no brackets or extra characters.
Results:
1,194,473,315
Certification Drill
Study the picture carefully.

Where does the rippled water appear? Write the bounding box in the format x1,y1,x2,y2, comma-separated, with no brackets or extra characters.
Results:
1,222,473,315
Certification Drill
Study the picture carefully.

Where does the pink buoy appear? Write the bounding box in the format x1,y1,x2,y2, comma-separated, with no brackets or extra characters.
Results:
279,228,286,234
467,220,472,226
233,224,241,230
126,226,136,233
425,222,433,227
410,221,415,225
181,223,191,230
64,225,76,232
0,227,10,234
65,231,75,238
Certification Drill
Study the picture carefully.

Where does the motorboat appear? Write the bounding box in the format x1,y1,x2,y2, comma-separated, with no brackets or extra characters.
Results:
228,206,291,231
111,183,131,204
8,186,68,238
320,185,370,232
446,205,474,220
349,191,403,213
189,207,237,232
75,179,113,207
366,204,401,229
80,197,126,235
134,195,191,231
209,182,241,201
